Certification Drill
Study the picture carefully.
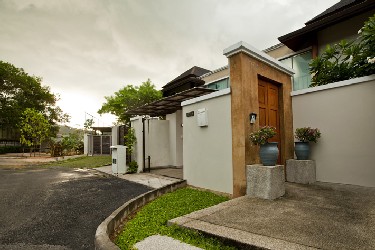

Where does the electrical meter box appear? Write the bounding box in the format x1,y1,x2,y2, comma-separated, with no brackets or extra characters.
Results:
110,145,127,174
197,108,208,127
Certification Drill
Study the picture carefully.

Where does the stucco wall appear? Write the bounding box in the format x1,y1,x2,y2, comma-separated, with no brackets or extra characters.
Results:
131,117,172,170
182,89,233,194
292,75,375,187
166,110,183,167
265,44,294,59
201,67,229,83
147,119,171,167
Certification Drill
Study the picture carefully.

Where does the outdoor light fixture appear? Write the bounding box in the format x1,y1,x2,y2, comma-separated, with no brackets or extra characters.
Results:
249,113,257,124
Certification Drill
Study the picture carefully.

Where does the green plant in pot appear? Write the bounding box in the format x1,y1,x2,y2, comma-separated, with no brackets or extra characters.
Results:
294,127,321,160
250,126,278,166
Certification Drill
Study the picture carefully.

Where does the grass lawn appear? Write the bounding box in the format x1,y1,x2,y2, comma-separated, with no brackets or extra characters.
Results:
115,187,237,250
41,155,112,168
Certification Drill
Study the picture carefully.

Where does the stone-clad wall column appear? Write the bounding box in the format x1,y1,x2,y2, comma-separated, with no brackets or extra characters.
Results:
224,41,294,197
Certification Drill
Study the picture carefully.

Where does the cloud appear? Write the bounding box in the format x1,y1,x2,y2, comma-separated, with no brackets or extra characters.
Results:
0,0,339,126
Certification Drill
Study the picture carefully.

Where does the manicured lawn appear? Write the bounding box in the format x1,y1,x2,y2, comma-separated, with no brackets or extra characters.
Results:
41,155,112,168
115,187,237,250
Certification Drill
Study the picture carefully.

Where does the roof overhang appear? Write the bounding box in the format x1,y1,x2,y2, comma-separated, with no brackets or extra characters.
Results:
278,0,375,51
126,87,216,117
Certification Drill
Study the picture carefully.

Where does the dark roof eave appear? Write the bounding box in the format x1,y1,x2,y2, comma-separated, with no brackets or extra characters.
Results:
278,0,375,51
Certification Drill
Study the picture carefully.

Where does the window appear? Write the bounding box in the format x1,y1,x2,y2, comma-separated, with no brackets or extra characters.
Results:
206,77,230,90
280,51,312,91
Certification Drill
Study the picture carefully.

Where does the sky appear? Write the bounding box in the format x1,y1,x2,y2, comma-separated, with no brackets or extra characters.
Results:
0,0,339,128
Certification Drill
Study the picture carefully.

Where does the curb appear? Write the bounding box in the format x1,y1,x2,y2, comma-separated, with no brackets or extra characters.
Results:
94,179,187,250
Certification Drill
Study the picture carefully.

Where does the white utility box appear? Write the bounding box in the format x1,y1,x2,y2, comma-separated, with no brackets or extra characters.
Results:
110,145,127,174
197,108,208,127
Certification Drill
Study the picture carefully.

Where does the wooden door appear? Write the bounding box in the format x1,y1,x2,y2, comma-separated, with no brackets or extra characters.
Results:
258,79,281,162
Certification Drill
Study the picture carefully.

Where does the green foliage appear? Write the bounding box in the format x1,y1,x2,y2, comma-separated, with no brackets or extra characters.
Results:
0,60,69,136
61,131,84,155
84,118,94,131
41,155,111,168
295,127,321,143
310,14,375,86
115,188,234,250
19,108,51,154
49,141,63,157
249,126,277,145
127,160,138,173
98,79,162,123
125,127,137,155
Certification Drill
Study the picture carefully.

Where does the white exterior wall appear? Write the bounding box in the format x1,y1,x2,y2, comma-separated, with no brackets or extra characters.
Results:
111,126,119,145
292,75,375,187
182,89,233,194
131,116,172,171
146,119,171,167
166,110,183,167
131,117,144,172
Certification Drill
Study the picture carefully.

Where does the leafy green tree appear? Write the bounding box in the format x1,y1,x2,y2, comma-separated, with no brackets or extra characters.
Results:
98,79,162,123
0,60,69,138
84,118,94,131
61,131,84,155
19,108,51,156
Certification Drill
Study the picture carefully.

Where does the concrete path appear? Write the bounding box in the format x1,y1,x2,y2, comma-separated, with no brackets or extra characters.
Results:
95,165,181,188
170,182,375,250
135,235,202,250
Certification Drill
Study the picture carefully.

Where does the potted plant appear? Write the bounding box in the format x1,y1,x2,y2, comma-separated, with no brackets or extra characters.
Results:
249,126,278,166
294,127,321,160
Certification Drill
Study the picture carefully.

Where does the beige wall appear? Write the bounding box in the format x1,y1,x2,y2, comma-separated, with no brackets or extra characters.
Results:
201,67,229,83
317,10,375,55
292,75,375,187
182,89,233,194
265,44,294,59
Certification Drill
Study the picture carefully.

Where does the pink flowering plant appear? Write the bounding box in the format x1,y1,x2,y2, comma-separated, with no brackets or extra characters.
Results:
295,127,321,143
249,126,276,145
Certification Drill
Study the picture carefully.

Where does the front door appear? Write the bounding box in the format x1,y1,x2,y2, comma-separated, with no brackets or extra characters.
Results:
258,78,281,163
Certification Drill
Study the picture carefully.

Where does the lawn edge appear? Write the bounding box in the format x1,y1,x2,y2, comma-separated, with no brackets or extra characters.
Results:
94,179,187,250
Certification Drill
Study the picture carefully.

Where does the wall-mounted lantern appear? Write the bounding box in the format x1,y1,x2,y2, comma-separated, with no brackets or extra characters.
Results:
249,112,257,124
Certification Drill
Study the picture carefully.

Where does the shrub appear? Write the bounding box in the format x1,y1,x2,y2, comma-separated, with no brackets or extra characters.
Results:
249,126,276,145
127,161,138,173
0,146,23,154
295,127,321,143
310,14,375,86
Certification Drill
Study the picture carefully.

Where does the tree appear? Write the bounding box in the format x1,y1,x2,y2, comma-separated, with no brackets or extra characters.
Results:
19,108,51,156
61,131,84,155
0,60,69,138
84,118,94,131
98,79,162,123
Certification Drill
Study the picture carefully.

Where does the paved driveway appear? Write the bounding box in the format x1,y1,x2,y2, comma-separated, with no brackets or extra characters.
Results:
0,167,152,250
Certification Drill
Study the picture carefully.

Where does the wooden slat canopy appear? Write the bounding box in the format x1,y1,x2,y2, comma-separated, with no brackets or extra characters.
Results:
126,87,216,117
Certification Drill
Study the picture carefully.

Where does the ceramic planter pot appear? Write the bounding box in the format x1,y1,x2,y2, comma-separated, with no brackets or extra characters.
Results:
259,142,279,166
295,142,310,160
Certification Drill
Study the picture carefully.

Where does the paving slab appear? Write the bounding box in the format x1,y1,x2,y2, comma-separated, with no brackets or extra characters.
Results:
95,165,180,188
135,235,202,250
170,182,375,250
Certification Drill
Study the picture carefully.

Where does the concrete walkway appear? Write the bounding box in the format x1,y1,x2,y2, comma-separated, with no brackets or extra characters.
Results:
169,182,375,250
95,165,182,189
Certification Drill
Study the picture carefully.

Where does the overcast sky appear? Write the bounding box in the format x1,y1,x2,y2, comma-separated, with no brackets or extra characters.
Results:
0,0,339,127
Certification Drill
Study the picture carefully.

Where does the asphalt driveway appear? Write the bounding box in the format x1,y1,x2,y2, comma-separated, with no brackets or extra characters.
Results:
0,167,152,250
